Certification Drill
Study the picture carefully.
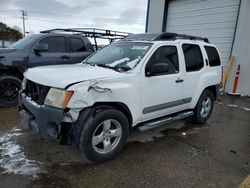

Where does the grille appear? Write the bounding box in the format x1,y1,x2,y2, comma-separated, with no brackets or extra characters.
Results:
24,80,50,105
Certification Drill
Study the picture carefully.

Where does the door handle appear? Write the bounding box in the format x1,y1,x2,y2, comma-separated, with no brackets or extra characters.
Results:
61,55,70,59
175,78,184,83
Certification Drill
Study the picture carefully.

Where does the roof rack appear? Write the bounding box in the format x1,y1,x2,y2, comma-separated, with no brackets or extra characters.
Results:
123,32,209,43
155,33,209,43
40,28,132,50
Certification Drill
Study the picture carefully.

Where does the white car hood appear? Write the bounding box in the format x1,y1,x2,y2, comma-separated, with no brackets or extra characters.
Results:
24,64,121,88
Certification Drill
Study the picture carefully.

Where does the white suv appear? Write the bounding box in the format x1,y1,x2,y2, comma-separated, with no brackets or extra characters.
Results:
19,33,222,163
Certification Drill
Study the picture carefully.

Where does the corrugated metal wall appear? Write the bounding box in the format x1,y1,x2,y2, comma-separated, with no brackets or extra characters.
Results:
146,0,165,33
165,0,240,67
225,0,250,96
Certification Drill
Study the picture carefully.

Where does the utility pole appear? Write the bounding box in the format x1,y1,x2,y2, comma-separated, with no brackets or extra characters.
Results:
20,10,27,38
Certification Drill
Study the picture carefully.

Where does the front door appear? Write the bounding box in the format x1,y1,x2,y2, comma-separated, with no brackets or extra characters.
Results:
29,36,71,67
141,45,185,121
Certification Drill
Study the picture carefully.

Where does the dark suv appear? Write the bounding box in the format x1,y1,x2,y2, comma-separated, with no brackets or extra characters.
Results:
0,33,94,107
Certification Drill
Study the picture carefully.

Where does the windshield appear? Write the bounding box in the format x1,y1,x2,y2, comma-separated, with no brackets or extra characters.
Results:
84,42,152,71
8,36,37,49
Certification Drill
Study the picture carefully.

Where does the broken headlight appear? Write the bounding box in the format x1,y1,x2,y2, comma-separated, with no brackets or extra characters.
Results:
44,88,73,109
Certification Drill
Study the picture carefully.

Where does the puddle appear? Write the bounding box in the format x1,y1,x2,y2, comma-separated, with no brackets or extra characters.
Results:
0,128,42,177
161,122,206,138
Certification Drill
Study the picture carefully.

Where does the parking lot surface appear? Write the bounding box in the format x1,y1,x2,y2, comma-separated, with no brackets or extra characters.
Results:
0,95,249,188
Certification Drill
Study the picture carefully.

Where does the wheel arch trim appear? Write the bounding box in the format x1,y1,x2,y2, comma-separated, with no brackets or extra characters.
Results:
93,102,133,128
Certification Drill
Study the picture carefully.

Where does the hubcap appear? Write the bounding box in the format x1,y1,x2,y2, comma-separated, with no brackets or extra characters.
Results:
200,97,212,118
92,119,122,154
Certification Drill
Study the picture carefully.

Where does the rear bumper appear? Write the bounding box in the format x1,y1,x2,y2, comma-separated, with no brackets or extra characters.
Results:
19,92,63,141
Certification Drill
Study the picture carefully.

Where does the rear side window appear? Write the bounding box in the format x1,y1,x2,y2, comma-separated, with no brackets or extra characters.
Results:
182,44,204,72
70,38,86,52
204,46,221,66
39,36,66,52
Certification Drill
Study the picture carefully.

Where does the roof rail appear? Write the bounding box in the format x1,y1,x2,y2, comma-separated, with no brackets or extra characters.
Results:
40,28,132,50
123,32,209,43
155,32,209,43
123,33,159,42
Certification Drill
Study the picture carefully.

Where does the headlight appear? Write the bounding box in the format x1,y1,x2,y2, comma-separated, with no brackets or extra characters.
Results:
44,88,73,109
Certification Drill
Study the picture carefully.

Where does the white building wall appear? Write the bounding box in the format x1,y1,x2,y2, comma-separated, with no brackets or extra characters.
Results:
146,0,165,33
225,0,250,96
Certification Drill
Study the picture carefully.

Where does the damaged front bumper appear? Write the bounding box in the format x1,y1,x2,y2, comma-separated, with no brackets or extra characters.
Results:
19,92,64,141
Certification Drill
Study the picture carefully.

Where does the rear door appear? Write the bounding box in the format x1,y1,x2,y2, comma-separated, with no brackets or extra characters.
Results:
29,36,71,67
69,37,92,64
180,43,205,106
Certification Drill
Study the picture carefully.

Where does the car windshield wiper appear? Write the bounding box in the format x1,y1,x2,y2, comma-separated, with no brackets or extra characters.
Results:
95,64,120,71
84,62,129,72
115,65,131,71
98,64,132,72
84,62,95,66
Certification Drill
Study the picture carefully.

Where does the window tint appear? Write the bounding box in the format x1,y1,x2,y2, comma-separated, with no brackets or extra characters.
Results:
70,38,86,52
146,46,179,75
39,37,66,52
204,46,221,66
182,44,203,72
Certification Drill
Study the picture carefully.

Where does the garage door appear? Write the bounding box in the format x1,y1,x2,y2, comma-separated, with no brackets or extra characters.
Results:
165,0,240,66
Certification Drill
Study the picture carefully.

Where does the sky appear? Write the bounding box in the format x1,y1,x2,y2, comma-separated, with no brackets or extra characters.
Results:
0,0,147,36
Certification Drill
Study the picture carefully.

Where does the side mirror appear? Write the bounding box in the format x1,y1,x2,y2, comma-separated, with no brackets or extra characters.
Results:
34,43,49,52
147,63,169,76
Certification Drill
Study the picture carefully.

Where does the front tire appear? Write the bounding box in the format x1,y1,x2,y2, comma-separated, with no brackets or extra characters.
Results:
192,90,215,124
0,75,22,107
78,107,129,163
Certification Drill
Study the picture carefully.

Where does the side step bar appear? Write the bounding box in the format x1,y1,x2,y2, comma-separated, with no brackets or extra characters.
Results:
136,111,194,132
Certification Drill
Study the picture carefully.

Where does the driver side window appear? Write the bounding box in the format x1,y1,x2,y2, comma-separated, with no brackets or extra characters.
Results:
145,46,179,76
39,36,66,53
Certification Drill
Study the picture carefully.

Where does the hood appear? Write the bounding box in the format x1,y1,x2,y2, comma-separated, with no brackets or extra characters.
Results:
24,63,122,88
0,48,16,54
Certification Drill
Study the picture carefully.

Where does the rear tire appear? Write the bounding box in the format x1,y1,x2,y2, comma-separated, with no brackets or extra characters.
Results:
191,90,215,124
77,107,129,163
0,75,22,107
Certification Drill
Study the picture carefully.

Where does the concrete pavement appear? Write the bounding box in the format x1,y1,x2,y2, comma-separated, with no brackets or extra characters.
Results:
0,95,249,188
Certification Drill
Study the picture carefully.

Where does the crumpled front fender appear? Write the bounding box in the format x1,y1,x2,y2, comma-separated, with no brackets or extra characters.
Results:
66,80,113,109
